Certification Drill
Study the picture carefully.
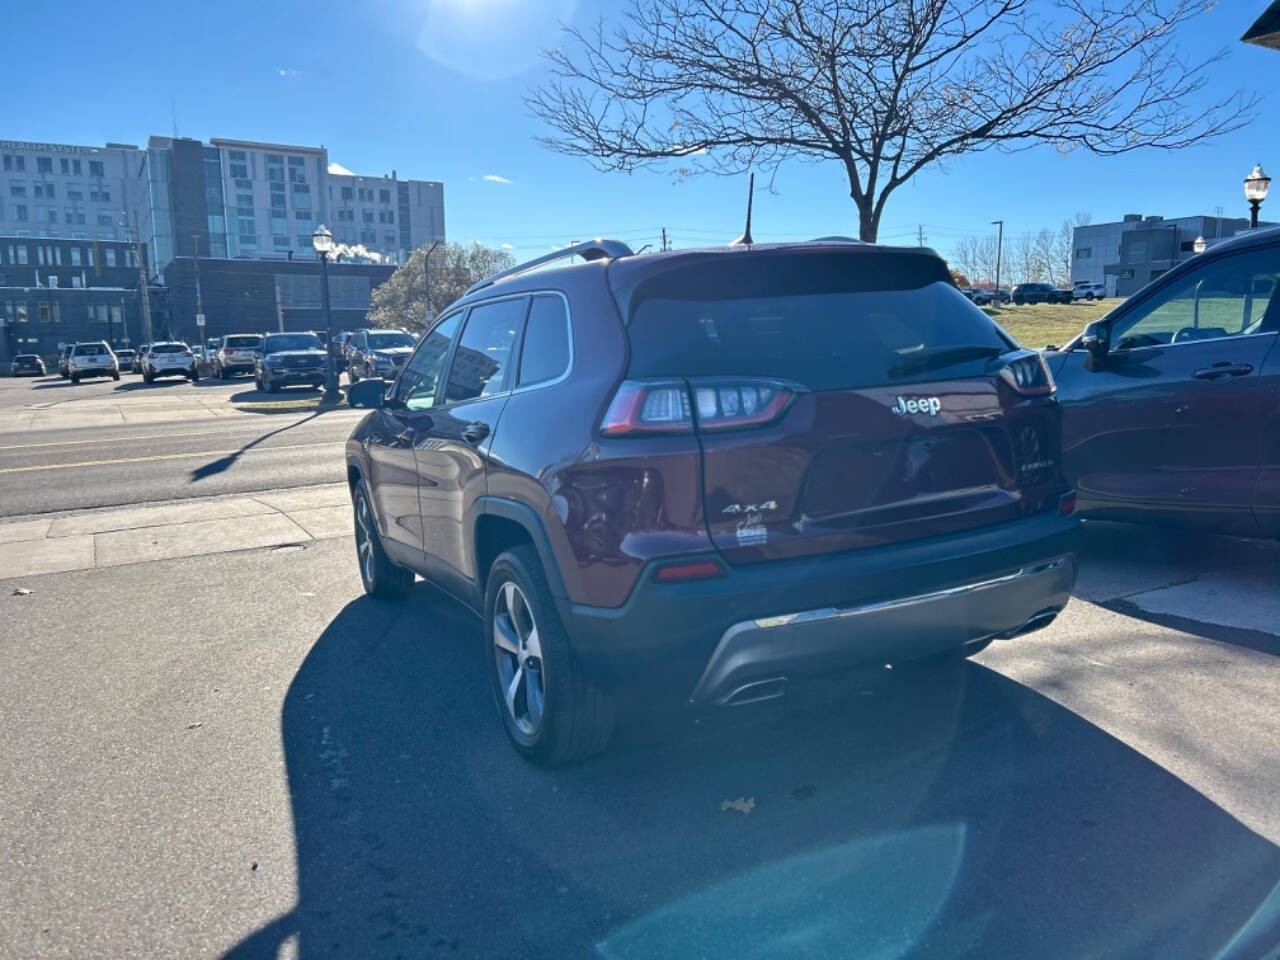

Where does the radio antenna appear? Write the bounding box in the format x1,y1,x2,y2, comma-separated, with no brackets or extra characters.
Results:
731,173,754,246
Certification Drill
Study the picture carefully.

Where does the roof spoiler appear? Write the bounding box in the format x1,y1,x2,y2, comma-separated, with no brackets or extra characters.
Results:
465,239,635,296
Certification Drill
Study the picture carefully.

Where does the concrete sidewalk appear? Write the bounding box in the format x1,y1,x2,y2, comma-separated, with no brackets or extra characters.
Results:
6,392,294,433
0,483,351,581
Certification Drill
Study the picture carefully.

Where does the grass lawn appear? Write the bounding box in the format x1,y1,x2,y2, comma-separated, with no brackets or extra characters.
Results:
983,298,1122,349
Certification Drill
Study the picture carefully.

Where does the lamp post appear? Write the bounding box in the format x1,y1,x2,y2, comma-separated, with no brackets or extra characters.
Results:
990,220,1004,299
1245,164,1271,229
312,225,341,401
1193,235,1206,255
422,239,442,326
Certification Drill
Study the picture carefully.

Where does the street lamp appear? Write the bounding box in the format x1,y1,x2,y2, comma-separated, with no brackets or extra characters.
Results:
1193,235,1206,254
312,225,341,401
1245,164,1271,229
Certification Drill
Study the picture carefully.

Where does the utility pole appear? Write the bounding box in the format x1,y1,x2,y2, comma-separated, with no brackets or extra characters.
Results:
661,228,668,252
192,232,204,346
131,209,153,344
917,225,925,247
990,220,1004,297
421,239,442,325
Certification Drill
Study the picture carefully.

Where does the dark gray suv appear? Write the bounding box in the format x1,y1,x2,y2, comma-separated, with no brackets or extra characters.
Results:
345,239,1080,764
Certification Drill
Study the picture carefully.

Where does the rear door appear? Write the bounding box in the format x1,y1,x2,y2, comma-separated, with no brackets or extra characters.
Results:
413,296,525,592
1054,242,1279,533
620,249,1063,565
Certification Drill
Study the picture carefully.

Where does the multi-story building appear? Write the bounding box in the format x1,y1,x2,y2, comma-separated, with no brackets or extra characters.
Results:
140,137,444,272
0,235,166,363
1071,213,1268,297
0,140,145,243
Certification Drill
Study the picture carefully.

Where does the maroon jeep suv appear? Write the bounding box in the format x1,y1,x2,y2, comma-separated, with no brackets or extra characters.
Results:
344,239,1080,763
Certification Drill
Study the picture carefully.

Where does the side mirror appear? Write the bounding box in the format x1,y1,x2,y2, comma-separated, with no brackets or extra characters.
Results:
347,377,389,409
1080,320,1109,359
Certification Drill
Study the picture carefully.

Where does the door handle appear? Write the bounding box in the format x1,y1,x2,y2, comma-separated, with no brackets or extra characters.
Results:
1193,362,1253,381
395,428,416,446
461,421,490,445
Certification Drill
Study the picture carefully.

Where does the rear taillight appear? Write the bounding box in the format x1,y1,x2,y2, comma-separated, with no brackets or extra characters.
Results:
653,558,726,583
600,378,795,437
1058,491,1077,516
997,351,1055,397
147,353,157,359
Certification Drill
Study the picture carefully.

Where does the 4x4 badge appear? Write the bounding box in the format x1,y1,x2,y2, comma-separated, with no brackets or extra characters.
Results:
722,501,778,515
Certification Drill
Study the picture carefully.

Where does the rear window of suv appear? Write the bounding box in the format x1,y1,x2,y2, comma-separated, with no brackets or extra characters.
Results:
626,251,1011,390
225,336,263,348
73,343,109,356
152,343,187,353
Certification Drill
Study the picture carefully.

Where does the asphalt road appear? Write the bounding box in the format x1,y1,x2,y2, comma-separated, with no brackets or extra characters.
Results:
2,528,1278,959
0,376,363,517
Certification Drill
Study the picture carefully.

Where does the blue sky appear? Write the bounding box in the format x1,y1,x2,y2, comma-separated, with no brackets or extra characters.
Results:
4,0,1277,261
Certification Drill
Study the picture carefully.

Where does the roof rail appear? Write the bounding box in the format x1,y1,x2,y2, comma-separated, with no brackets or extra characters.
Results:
809,235,865,244
464,239,634,296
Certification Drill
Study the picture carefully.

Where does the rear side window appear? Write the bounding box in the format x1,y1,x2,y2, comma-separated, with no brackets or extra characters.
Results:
445,298,524,402
626,252,1009,390
517,296,570,386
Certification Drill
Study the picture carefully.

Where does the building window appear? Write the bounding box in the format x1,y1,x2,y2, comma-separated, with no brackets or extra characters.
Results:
86,247,93,267
236,192,253,207
16,245,27,264
340,186,352,201
273,236,290,248
360,228,376,244
230,162,249,179
362,209,374,224
337,208,353,222
67,186,82,200
1075,247,1091,259
105,248,117,267
297,234,313,248
70,246,81,266
73,211,86,225
37,157,53,173
34,183,55,199
1126,242,1147,264
379,189,391,204
89,189,110,202
39,305,51,323
97,213,113,226
13,156,25,172
2,155,9,171
36,207,46,223
14,204,27,221
294,209,311,222
60,158,70,174
72,159,81,175
89,160,104,177
10,183,25,197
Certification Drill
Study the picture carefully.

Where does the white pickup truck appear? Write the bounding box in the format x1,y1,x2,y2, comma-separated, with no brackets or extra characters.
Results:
1072,281,1106,301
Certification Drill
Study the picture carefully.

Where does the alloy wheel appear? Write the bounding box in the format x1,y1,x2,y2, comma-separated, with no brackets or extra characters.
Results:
492,580,545,737
355,492,376,587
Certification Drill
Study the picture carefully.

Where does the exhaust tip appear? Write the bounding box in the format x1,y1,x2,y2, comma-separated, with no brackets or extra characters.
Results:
1004,608,1061,638
722,677,788,706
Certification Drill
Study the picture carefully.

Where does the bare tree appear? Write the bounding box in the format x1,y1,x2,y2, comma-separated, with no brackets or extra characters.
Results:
1057,211,1092,285
1033,229,1059,285
530,1,1252,241
952,232,1005,285
1012,234,1042,285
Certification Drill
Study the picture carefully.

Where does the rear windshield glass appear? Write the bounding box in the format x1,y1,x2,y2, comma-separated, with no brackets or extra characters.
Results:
264,334,323,352
16,354,39,361
626,252,1010,390
73,344,108,356
226,336,263,348
367,332,415,349
152,343,187,354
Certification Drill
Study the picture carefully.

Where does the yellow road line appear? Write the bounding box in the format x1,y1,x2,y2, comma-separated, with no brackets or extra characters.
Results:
0,440,343,475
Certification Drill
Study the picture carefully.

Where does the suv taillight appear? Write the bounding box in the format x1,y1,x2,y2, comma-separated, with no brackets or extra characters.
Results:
996,351,1055,397
600,378,795,436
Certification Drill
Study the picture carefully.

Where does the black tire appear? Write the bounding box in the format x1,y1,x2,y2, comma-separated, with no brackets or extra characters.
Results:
485,545,615,765
1013,297,1025,306
266,378,279,393
189,372,199,383
352,482,414,600
349,366,360,384
112,371,120,381
143,372,153,384
219,366,229,380
70,374,80,384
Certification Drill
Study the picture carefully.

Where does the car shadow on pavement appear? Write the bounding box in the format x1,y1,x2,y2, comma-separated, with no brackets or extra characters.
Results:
189,411,323,481
228,386,324,403
224,585,1280,960
1078,521,1280,657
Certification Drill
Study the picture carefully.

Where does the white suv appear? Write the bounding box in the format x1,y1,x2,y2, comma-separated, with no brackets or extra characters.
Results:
142,342,199,383
68,342,119,384
1072,281,1106,301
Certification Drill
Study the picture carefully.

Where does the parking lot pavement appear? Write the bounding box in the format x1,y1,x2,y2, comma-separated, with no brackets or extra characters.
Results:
1,522,1278,959
0,483,351,581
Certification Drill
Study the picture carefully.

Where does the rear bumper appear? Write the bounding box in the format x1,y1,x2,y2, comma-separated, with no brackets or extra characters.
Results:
557,509,1079,706
266,369,324,383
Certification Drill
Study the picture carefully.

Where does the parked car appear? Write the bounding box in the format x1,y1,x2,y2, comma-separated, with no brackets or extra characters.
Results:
255,332,327,392
68,341,120,383
141,342,199,383
968,288,996,306
114,349,136,373
1072,281,1107,301
213,334,264,378
57,345,75,379
10,353,46,377
344,238,1080,763
1012,283,1072,305
345,328,416,382
1047,225,1280,538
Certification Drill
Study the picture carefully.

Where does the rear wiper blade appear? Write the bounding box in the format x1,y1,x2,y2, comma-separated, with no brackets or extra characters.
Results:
887,344,1004,377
